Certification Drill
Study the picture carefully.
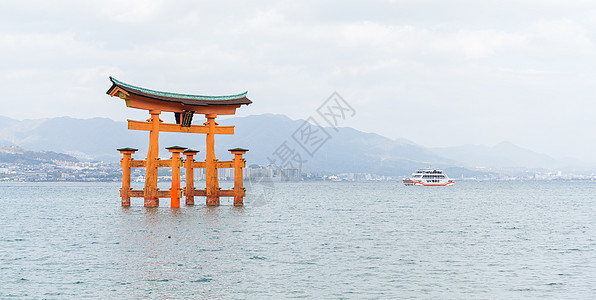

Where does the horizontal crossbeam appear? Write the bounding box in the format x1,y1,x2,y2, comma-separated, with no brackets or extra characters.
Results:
129,160,146,168
190,161,206,168
129,159,242,169
128,119,234,134
156,160,184,168
219,190,236,197
192,189,206,197
188,189,235,197
129,159,180,168
124,189,182,198
217,161,234,168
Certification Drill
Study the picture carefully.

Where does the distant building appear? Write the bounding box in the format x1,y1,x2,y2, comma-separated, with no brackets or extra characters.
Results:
245,165,274,180
279,168,300,181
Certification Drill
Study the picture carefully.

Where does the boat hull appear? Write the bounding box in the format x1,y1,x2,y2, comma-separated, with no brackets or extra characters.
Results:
403,179,454,186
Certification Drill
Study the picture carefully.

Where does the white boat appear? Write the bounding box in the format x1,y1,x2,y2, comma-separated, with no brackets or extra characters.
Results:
403,169,455,186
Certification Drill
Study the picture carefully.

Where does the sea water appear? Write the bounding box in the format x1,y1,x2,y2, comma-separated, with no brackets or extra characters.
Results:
0,181,594,299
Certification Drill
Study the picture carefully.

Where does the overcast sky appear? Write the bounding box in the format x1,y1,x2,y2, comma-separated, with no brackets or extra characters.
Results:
1,1,596,162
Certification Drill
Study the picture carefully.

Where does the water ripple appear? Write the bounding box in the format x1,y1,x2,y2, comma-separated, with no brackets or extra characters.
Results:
0,181,594,298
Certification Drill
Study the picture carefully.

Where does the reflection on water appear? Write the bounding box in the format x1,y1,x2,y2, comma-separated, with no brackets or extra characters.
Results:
112,204,247,298
0,181,594,298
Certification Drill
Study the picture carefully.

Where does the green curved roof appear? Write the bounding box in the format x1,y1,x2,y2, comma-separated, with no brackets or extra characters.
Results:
107,77,252,106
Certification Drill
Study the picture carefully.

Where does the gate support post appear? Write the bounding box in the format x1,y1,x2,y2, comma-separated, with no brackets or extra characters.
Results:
229,148,248,206
144,110,162,207
205,114,220,206
118,147,138,206
167,146,186,208
183,149,199,206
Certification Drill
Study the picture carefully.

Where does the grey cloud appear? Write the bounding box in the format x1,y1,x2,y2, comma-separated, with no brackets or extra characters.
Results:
1,0,596,162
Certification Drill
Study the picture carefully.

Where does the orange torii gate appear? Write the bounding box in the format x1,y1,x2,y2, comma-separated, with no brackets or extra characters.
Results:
107,77,251,207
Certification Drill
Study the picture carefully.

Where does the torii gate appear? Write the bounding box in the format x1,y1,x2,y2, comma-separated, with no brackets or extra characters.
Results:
107,77,251,207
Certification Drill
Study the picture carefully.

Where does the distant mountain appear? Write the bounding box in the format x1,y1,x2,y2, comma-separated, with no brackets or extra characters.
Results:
0,114,455,175
0,116,18,128
0,114,569,176
0,146,78,165
431,141,562,170
0,116,146,161
216,114,457,176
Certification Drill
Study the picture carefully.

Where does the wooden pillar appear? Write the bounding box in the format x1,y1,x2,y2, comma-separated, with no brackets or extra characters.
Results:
118,147,138,206
167,146,186,208
183,149,199,206
229,148,248,206
144,110,161,207
205,114,220,205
